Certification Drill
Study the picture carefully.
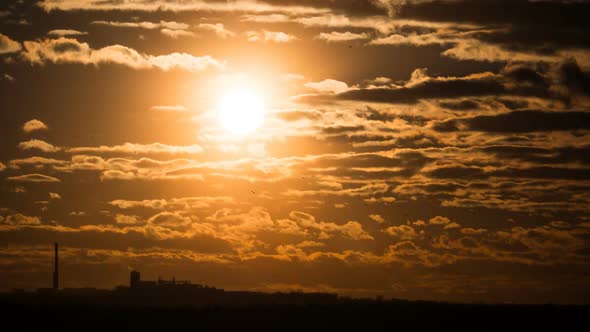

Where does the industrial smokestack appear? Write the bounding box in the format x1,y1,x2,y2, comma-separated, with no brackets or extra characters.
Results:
53,242,59,290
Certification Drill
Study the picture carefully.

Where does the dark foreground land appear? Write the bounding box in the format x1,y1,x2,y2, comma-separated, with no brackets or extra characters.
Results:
2,295,589,331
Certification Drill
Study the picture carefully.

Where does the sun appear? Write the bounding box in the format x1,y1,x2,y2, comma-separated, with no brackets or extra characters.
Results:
217,88,266,135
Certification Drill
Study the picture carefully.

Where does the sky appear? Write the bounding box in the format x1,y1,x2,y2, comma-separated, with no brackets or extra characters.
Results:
1,0,590,304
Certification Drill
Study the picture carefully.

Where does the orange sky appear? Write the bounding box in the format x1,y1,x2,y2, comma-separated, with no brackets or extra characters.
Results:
1,0,590,304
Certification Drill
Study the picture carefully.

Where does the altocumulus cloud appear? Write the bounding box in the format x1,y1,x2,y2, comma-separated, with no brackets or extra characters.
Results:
91,20,189,30
7,174,61,183
198,23,235,39
38,0,327,15
47,29,88,37
246,30,297,43
0,33,21,54
0,214,41,226
21,38,224,72
49,192,61,199
22,119,48,133
18,139,61,153
305,79,349,94
316,31,369,42
66,142,204,154
91,20,194,38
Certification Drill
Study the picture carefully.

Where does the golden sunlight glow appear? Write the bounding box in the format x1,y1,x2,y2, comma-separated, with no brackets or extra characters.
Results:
217,88,266,135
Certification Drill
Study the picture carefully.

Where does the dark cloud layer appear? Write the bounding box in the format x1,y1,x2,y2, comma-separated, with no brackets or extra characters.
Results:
399,0,590,30
434,110,590,133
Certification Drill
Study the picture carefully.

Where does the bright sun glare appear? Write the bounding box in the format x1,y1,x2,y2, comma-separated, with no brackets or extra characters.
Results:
217,88,265,135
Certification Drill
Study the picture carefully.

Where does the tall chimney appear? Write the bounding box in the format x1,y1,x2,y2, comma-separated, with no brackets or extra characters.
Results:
53,242,59,290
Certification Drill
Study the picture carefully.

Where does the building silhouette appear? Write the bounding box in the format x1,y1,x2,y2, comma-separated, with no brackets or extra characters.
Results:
129,270,140,288
32,244,342,306
119,270,340,306
129,270,193,289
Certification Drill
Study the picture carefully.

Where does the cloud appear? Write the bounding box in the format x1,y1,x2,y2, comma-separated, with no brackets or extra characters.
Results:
91,20,189,30
49,192,61,199
150,105,188,112
316,31,369,42
0,162,5,172
429,216,450,225
395,0,588,25
206,207,277,237
47,29,87,37
115,214,143,225
312,1,582,68
0,214,41,226
147,211,194,231
0,221,232,252
369,32,449,46
100,169,203,181
201,208,374,244
413,220,426,227
2,73,14,82
0,33,21,54
9,156,67,168
444,222,461,230
434,110,590,133
22,119,48,133
14,155,208,182
305,79,349,93
441,39,589,65
369,214,385,223
372,0,405,16
338,71,505,104
160,29,195,39
461,228,487,235
92,20,194,38
383,225,418,239
382,1,590,65
66,143,203,154
246,30,297,43
69,211,86,217
292,14,394,34
21,38,224,72
241,14,291,23
2,211,588,284
295,240,325,248
496,225,584,257
301,60,589,106
491,167,590,181
396,0,590,42
198,23,235,38
39,0,328,15
285,183,389,198
6,174,61,183
364,196,396,204
110,196,234,210
285,211,374,240
296,69,509,105
438,99,480,111
277,110,320,122
18,139,60,153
